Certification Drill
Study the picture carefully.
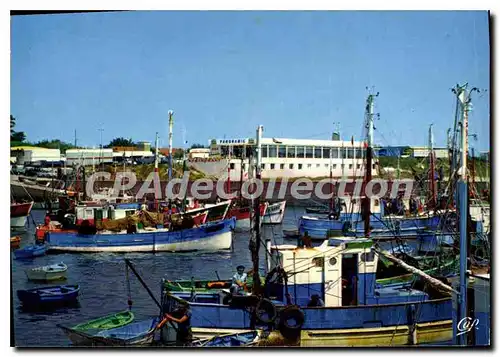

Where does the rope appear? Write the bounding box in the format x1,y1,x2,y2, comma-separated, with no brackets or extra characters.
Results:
126,264,133,311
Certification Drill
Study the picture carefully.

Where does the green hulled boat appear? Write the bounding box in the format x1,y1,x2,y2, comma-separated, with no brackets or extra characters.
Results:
73,311,135,331
164,254,459,294
164,275,265,293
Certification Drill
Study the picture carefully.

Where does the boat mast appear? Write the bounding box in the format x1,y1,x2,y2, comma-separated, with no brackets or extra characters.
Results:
330,123,338,212
154,131,159,210
251,125,263,294
454,83,480,346
239,144,246,206
168,110,174,181
428,124,437,209
227,144,232,198
397,153,400,180
363,91,377,237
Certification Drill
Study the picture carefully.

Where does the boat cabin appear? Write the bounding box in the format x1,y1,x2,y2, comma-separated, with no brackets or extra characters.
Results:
267,237,429,307
75,204,137,225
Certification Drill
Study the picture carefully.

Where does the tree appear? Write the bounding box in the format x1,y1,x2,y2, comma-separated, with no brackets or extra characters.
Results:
34,139,75,153
105,137,135,148
11,131,26,142
190,143,206,149
173,149,184,159
10,115,26,143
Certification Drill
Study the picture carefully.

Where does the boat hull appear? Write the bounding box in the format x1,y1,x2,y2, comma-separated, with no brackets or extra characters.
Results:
17,285,80,305
25,263,68,281
73,311,135,331
60,326,154,346
14,244,47,259
11,216,27,228
46,218,235,253
60,318,157,346
228,203,268,230
262,201,286,224
163,294,453,346
299,320,452,346
299,215,441,240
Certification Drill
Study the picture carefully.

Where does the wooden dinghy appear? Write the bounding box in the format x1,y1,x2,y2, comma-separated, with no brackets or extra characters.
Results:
17,284,80,306
72,310,135,331
14,243,47,259
59,317,158,346
25,262,68,281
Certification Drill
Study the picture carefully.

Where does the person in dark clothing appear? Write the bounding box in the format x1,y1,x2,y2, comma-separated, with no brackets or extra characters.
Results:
307,294,325,307
163,302,192,346
409,196,417,215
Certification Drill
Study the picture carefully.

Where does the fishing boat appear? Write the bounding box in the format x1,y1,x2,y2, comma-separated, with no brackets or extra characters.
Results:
262,201,286,224
25,262,68,281
10,236,21,249
59,317,158,346
11,201,34,229
185,200,232,223
45,217,236,253
192,330,260,347
161,237,453,346
72,310,135,331
227,202,268,230
14,243,47,259
298,210,443,240
17,285,80,306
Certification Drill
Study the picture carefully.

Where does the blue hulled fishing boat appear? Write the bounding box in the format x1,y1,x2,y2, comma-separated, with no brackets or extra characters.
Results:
45,217,236,253
161,236,454,346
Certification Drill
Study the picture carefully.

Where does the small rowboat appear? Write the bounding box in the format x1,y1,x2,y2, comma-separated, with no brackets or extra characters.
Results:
10,236,21,249
72,311,135,331
14,243,47,259
59,317,158,346
25,262,68,281
17,285,80,306
192,330,260,347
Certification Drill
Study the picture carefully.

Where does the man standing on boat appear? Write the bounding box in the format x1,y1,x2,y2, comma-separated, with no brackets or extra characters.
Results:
230,265,248,295
162,301,193,346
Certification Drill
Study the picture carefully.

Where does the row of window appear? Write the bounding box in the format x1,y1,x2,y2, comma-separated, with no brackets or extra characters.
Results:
219,139,247,144
262,145,365,159
229,163,376,170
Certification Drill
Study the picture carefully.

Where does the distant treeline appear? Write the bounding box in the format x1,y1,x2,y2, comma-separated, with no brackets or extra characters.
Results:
10,114,207,155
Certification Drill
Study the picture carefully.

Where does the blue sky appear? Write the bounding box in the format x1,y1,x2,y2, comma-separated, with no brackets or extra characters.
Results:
11,11,490,152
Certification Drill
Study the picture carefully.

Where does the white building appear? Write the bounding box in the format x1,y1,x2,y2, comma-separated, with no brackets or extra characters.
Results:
188,148,210,159
411,147,448,159
112,150,154,161
190,136,378,180
66,148,114,166
10,146,61,165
